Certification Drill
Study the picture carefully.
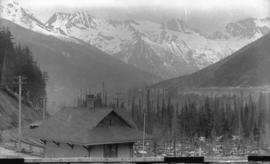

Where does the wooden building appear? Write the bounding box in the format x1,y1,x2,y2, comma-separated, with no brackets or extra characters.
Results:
27,95,150,158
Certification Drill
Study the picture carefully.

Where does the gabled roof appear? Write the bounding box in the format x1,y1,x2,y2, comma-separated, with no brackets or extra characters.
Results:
84,126,148,145
26,107,151,145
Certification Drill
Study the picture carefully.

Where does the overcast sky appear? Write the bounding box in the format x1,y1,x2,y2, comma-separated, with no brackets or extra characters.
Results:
20,0,270,35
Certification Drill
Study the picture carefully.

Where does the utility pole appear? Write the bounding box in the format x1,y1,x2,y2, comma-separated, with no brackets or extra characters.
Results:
42,97,47,121
173,104,177,156
142,111,146,157
13,75,27,152
102,81,105,106
1,49,7,87
41,72,48,121
18,76,22,151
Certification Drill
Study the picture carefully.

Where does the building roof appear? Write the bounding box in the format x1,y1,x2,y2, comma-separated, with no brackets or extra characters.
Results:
26,107,151,146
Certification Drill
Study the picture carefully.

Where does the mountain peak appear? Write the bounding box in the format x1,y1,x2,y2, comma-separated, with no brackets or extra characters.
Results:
154,32,270,90
46,11,97,30
1,1,270,80
225,17,270,38
0,0,47,31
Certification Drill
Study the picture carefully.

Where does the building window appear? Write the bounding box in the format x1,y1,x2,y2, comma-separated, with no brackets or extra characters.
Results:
104,144,118,157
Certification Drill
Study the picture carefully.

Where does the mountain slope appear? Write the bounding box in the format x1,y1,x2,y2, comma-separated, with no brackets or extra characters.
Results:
2,0,269,79
153,32,270,90
0,18,159,113
0,89,42,130
44,13,270,79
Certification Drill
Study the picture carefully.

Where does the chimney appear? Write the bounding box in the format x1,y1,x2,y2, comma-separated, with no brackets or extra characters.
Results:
86,94,96,109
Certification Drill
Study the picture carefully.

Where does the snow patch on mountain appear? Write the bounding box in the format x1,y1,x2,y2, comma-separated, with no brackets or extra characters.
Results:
0,0,80,43
1,0,270,79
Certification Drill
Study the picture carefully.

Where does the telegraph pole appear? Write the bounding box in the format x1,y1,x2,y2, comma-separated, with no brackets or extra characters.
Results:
1,49,7,87
173,104,177,156
142,111,146,157
18,75,22,151
13,75,27,152
42,72,48,121
102,81,105,105
42,97,47,121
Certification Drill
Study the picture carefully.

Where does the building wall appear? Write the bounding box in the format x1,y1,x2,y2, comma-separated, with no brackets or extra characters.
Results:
118,143,132,157
45,142,88,157
90,145,104,157
44,142,134,158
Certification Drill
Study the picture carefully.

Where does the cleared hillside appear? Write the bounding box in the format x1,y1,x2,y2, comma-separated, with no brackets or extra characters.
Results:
0,89,42,130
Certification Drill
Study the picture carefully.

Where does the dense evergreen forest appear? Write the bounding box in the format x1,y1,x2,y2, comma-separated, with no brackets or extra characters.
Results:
75,85,270,155
0,27,47,108
125,88,270,155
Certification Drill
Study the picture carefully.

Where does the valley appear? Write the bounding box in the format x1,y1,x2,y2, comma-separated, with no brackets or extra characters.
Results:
0,0,270,158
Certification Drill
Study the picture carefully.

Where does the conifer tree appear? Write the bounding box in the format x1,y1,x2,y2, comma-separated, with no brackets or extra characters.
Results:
0,28,47,108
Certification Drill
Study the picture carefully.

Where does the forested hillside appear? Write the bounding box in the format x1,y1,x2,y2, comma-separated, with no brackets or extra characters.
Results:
0,27,47,108
125,88,270,156
0,18,160,113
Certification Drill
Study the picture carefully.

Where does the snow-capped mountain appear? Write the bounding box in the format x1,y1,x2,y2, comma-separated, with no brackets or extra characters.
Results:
153,32,270,90
0,0,44,30
1,0,270,79
44,12,270,78
225,18,270,38
0,0,79,43
45,12,136,55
